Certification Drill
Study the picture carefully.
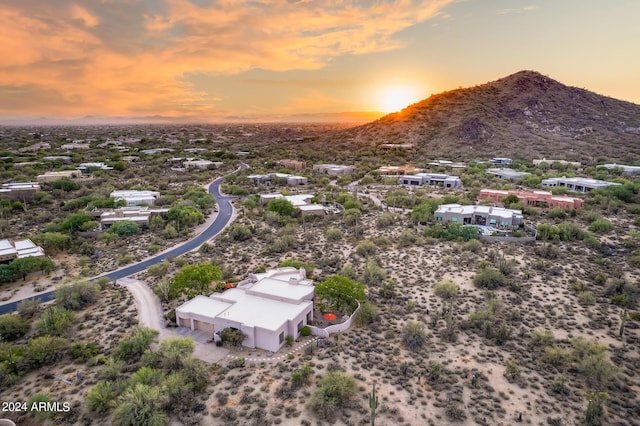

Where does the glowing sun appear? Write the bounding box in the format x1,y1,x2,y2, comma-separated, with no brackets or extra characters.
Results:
378,85,420,113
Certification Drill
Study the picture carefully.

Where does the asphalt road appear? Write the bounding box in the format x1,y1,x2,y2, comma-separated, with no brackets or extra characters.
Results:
0,164,246,314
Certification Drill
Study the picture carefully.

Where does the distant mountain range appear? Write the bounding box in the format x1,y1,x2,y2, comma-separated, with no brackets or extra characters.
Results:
326,70,640,163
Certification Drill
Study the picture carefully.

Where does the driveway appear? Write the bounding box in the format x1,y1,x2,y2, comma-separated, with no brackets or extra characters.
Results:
118,277,229,363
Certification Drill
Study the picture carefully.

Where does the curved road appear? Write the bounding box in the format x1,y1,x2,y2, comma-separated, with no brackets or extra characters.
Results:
0,163,247,314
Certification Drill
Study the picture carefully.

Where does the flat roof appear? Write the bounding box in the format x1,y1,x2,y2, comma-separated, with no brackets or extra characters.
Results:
212,289,312,331
177,295,233,318
250,277,314,302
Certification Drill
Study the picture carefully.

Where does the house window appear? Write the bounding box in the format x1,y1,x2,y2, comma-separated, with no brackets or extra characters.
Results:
489,219,497,225
279,332,284,344
436,216,442,222
297,321,303,331
451,217,458,222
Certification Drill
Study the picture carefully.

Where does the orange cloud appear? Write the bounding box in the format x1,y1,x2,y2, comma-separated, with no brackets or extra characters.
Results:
0,0,453,118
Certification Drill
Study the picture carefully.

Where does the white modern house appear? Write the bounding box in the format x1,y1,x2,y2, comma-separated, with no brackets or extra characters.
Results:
0,239,45,262
96,207,170,230
540,177,621,193
37,170,82,183
78,162,114,173
399,173,462,188
259,193,325,215
313,164,356,176
601,164,640,176
247,173,308,186
490,157,513,166
435,204,523,228
176,267,315,352
183,159,223,169
0,182,40,201
110,190,160,206
486,168,531,181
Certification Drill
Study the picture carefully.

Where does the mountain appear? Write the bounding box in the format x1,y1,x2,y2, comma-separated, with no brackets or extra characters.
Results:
324,71,640,163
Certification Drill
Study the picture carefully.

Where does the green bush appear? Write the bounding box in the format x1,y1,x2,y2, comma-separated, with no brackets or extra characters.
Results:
55,281,101,310
300,326,311,337
308,372,358,421
402,321,426,351
35,306,76,336
473,268,508,289
589,218,614,233
107,220,141,236
0,313,30,341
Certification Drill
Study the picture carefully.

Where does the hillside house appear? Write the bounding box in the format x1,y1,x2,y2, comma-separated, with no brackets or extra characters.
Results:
0,182,40,201
110,190,160,206
490,157,513,166
78,162,113,173
376,165,423,175
247,173,308,186
399,173,462,188
540,177,621,193
601,164,640,176
37,170,82,183
259,193,324,215
0,239,45,262
176,267,315,352
486,168,530,181
277,159,306,171
435,204,523,228
313,164,355,176
478,189,583,209
96,207,170,230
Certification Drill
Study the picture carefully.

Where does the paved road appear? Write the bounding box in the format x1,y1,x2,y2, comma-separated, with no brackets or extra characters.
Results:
0,164,247,314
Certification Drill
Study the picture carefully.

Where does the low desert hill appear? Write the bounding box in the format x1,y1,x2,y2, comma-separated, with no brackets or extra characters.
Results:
322,70,640,163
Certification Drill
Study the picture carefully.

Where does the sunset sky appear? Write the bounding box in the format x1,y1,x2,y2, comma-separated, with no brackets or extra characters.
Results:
1,0,639,122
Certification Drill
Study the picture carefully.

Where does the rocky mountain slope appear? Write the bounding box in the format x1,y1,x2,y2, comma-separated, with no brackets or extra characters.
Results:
326,71,640,163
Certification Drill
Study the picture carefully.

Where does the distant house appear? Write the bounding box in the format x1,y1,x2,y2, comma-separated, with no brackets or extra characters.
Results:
0,182,40,201
435,204,523,228
489,157,513,166
259,193,324,216
61,142,90,150
601,163,640,177
540,177,621,193
140,148,175,155
399,173,462,189
277,159,306,171
97,206,170,230
478,189,583,209
110,190,160,206
78,162,114,173
183,159,222,169
42,156,72,163
0,239,45,262
486,168,530,181
176,267,315,352
313,164,356,176
427,160,467,170
376,165,423,175
247,173,308,186
533,158,581,168
379,143,415,151
37,170,82,183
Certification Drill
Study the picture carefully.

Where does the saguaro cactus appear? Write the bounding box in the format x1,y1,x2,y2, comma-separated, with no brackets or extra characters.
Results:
619,308,628,338
369,381,379,426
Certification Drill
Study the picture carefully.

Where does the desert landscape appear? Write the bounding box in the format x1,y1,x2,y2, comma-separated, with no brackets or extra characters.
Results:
1,71,640,426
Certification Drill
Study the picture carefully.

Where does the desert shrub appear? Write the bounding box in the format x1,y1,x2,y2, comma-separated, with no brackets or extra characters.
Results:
548,208,567,219
433,280,459,300
307,372,357,421
0,313,30,341
355,302,378,327
112,327,158,362
112,384,168,426
325,227,343,242
504,358,521,382
530,327,555,346
220,328,246,346
228,224,253,241
86,381,115,414
589,218,613,233
427,361,444,382
604,279,638,308
300,326,311,337
473,267,508,289
363,257,386,286
70,341,101,361
291,363,313,389
356,240,377,257
376,212,396,228
35,306,76,336
55,281,101,310
463,239,482,253
107,220,141,236
402,321,426,351
279,259,315,275
17,298,40,318
542,346,571,367
25,336,69,368
398,229,419,247
577,291,596,305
